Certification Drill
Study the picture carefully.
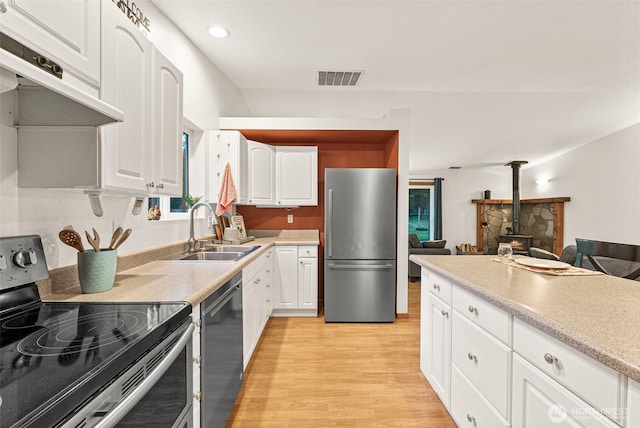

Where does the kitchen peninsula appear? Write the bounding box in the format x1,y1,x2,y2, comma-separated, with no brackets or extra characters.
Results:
411,254,640,428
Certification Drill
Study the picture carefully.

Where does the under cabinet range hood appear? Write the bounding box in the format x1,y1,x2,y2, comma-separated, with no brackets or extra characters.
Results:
0,32,123,126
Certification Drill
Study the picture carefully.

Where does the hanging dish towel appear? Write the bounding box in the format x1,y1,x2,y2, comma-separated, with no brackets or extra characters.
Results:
216,162,238,216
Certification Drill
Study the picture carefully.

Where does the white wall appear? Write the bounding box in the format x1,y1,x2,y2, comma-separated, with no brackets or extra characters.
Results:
0,2,248,270
523,123,640,247
414,123,640,253
411,167,513,252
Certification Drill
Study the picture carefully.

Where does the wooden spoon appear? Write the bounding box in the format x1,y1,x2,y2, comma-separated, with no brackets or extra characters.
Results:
108,227,123,250
85,228,100,252
59,229,85,252
112,228,132,250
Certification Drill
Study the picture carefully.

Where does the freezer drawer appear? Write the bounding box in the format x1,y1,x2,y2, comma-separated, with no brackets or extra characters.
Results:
324,260,396,322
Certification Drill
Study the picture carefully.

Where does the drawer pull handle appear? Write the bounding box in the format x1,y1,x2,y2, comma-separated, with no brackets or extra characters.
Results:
441,309,449,318
433,284,440,291
466,414,476,425
468,305,478,314
467,352,478,363
544,353,558,365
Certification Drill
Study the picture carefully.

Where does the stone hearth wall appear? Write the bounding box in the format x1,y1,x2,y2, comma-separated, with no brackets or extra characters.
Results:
482,203,555,254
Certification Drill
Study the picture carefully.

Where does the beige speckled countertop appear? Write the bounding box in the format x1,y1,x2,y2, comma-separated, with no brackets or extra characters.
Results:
410,254,640,382
42,231,319,306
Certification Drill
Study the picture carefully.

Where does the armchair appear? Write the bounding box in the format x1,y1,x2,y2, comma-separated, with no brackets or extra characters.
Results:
408,234,451,281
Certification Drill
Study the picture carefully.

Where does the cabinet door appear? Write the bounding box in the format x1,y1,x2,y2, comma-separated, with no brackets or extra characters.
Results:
298,257,318,311
273,246,298,309
100,0,153,193
629,379,640,427
423,293,452,408
247,140,275,205
262,250,274,320
151,47,183,196
242,279,256,369
275,147,318,206
0,0,101,87
208,131,248,204
512,354,619,428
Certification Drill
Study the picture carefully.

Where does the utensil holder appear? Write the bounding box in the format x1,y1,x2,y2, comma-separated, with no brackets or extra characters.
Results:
77,249,117,294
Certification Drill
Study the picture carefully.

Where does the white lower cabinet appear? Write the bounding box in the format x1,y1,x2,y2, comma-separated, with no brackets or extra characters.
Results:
191,303,202,428
272,245,318,316
419,266,626,428
452,311,511,418
628,379,640,427
450,364,509,428
512,354,619,428
242,249,273,368
513,318,624,426
420,269,452,409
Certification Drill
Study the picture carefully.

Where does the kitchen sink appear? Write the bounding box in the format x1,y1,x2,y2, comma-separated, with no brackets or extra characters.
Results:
205,245,260,253
173,245,260,262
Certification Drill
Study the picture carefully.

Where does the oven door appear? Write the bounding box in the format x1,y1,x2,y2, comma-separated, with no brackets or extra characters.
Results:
62,321,194,428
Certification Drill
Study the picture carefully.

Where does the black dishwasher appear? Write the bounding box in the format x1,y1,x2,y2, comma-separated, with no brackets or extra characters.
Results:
201,272,243,427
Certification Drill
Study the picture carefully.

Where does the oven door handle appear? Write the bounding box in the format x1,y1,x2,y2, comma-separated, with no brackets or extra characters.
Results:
94,323,195,428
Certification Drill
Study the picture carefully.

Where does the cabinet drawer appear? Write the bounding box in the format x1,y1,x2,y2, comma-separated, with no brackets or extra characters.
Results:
452,311,511,418
427,271,452,305
243,250,271,283
450,364,509,428
452,286,510,344
298,246,317,257
513,319,621,414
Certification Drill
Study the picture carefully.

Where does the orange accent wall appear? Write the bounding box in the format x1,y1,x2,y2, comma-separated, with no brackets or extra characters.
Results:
232,129,399,302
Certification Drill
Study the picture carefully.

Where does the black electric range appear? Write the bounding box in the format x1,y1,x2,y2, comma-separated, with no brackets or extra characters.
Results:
0,235,191,428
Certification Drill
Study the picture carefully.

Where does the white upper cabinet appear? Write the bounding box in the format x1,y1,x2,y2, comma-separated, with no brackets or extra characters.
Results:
275,147,318,206
247,140,275,205
100,0,153,194
100,1,182,196
208,131,318,207
0,0,101,88
208,130,248,204
151,48,183,196
15,1,183,196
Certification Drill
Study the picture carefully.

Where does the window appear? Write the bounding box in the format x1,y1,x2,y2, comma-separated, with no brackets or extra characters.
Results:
409,182,434,241
148,127,195,221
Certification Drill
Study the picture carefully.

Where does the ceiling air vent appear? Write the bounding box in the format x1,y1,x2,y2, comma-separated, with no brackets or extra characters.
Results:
318,70,363,87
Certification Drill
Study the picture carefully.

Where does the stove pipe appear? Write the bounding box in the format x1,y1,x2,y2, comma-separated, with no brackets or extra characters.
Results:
506,161,528,234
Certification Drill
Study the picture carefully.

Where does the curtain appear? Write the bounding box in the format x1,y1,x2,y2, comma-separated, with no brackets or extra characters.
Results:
434,178,443,240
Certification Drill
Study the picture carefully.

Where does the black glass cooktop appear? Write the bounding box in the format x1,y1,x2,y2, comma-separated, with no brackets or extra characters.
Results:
0,300,190,428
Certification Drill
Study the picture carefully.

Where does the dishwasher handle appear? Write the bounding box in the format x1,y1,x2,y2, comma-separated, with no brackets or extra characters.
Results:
93,323,195,428
205,284,240,316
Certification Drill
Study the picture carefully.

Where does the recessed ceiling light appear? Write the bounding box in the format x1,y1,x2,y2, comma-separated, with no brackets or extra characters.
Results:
208,26,230,38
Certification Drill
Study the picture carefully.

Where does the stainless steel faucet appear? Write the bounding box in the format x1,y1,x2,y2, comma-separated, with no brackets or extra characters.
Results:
188,201,216,252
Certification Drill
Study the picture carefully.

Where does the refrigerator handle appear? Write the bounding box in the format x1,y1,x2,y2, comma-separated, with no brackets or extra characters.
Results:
327,188,333,258
328,264,395,270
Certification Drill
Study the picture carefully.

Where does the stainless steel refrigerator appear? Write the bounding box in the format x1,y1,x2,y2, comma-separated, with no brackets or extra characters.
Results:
324,168,397,322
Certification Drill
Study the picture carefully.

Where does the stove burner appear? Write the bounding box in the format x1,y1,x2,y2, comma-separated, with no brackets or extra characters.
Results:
17,310,147,357
2,308,73,330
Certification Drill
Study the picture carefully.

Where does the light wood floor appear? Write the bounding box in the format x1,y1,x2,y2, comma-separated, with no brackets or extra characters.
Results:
227,281,456,427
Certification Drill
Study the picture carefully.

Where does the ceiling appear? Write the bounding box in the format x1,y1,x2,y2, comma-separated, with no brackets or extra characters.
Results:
151,1,640,173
